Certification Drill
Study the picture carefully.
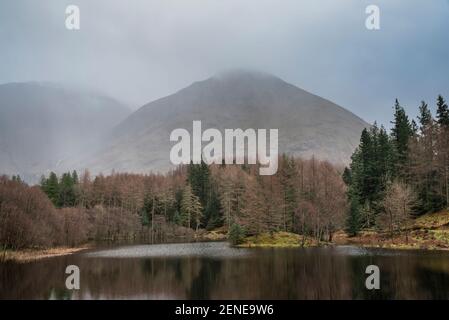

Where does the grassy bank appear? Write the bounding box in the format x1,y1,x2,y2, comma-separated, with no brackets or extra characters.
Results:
196,226,228,242
2,211,446,263
335,210,449,250
0,245,90,263
237,231,322,248
233,211,449,250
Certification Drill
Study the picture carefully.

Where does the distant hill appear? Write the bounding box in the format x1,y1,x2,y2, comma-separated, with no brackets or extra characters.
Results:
0,82,130,181
81,70,368,174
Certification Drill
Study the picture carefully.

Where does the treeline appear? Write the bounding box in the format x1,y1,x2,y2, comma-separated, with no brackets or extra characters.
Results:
40,156,347,243
0,176,144,249
345,95,449,236
0,176,63,249
1,156,347,249
212,156,347,243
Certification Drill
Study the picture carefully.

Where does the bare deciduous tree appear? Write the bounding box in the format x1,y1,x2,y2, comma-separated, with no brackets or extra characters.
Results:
378,181,418,242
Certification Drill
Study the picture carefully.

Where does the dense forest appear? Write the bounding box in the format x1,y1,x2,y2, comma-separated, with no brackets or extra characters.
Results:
1,95,447,250
0,156,346,249
345,95,449,236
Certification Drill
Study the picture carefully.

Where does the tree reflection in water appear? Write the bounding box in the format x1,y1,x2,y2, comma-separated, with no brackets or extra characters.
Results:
1,243,449,299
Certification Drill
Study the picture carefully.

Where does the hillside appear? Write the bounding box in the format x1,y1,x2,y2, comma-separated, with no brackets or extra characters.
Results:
335,210,449,250
81,70,369,174
0,82,130,181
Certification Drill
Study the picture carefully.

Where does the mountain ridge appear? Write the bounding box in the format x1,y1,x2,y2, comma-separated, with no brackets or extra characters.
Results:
0,71,369,180
0,82,131,181
80,70,369,174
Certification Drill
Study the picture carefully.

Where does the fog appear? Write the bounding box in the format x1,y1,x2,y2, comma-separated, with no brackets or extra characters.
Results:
1,0,449,125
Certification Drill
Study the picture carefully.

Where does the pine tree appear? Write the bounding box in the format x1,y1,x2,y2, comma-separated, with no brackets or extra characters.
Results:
228,223,246,245
58,172,77,207
436,95,449,208
391,99,413,177
345,95,449,232
345,124,395,232
436,95,449,127
40,175,47,190
346,196,361,236
345,149,363,234
418,101,432,127
359,128,376,204
376,126,394,182
44,172,60,206
342,167,352,186
188,160,214,226
412,101,442,212
11,175,23,183
204,188,223,230
72,170,79,184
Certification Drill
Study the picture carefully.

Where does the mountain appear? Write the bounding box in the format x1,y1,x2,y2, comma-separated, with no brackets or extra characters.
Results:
81,70,368,174
0,82,130,181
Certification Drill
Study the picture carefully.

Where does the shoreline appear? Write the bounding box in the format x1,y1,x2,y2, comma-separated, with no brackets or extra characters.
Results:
336,239,449,252
236,239,449,251
236,211,449,250
2,222,448,264
0,245,91,263
1,241,448,265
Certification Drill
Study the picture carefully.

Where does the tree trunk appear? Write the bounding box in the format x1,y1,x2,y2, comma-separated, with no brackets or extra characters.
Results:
151,195,155,244
444,159,449,209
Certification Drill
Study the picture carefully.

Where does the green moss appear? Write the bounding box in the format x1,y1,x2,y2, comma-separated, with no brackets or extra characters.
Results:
237,231,319,248
414,211,449,229
431,230,449,245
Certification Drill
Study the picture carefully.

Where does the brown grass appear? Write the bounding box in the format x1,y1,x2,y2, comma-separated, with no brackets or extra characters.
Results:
0,245,90,263
334,210,449,251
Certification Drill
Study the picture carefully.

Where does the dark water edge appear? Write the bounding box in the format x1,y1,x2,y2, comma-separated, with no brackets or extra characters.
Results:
1,242,449,300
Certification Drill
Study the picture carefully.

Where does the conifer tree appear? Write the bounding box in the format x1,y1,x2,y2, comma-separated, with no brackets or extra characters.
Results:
418,101,432,127
204,188,223,230
391,99,413,177
187,160,216,226
412,101,442,212
44,172,60,206
436,95,449,208
436,95,449,127
72,170,79,184
346,196,361,236
58,172,77,207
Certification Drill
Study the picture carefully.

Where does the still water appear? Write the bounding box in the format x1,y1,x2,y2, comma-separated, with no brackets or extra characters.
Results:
1,242,448,299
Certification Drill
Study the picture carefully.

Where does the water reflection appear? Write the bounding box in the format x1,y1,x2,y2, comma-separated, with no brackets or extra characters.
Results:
0,243,448,299
85,242,250,259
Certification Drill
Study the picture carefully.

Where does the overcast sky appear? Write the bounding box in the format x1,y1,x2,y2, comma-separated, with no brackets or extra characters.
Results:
1,0,448,126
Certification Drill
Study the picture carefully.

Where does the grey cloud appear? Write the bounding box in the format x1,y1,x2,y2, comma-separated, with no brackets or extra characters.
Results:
0,0,448,126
